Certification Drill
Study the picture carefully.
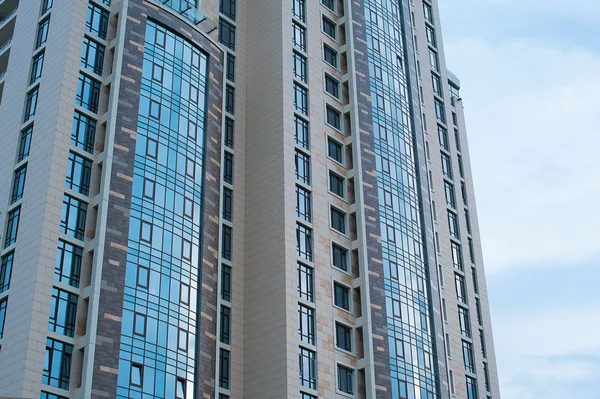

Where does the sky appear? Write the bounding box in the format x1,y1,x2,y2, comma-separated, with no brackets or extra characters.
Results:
437,1,600,398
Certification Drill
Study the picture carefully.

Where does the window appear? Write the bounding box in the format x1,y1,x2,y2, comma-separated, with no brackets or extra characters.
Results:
299,348,317,389
471,267,479,295
81,37,105,75
60,195,88,240
332,243,348,271
297,262,314,302
222,188,233,221
36,17,51,48
137,266,149,289
331,207,346,234
49,288,78,337
298,304,315,344
219,349,231,389
468,237,475,263
333,282,350,311
435,99,446,123
324,44,338,68
326,105,341,129
444,182,456,208
24,87,39,122
335,323,352,351
30,51,45,84
461,181,468,206
322,0,335,12
226,53,235,82
455,273,467,304
176,378,186,399
224,152,234,184
222,225,232,260
429,49,439,71
463,341,475,373
424,3,433,23
0,253,13,293
441,153,452,179
11,166,27,204
66,153,92,195
41,0,53,14
476,298,483,326
224,117,234,148
218,18,236,50
296,223,313,261
220,0,236,20
133,312,146,336
293,51,308,83
448,211,459,239
55,240,82,287
76,73,101,113
221,265,232,301
130,364,143,387
296,185,312,222
4,207,20,248
18,126,33,162
466,377,479,399
480,329,487,358
294,83,308,115
86,4,109,39
301,393,317,399
337,365,354,394
72,112,96,153
292,0,306,22
484,362,491,392
438,125,449,150
0,298,6,339
295,116,309,149
220,306,231,344
432,73,442,97
325,74,340,98
226,84,235,114
43,338,73,389
451,241,463,270
327,137,343,163
426,25,437,47
293,22,306,52
458,154,465,178
322,16,336,39
452,112,458,126
450,83,460,100
295,151,310,185
458,306,471,337
329,171,344,197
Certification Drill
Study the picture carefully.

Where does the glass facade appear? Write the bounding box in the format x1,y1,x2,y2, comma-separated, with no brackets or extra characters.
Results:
116,21,209,399
364,0,438,397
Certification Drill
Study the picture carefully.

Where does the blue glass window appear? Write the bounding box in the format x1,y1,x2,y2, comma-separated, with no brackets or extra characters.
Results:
43,338,73,389
24,87,39,122
4,207,20,248
11,166,27,204
222,188,233,221
76,73,101,113
60,195,88,240
332,243,348,271
86,4,109,39
41,0,53,14
55,240,82,287
36,17,50,49
81,37,105,75
30,51,45,84
0,252,13,293
49,288,78,337
71,112,96,153
0,298,7,339
18,126,33,162
40,392,68,399
292,0,305,22
66,152,92,195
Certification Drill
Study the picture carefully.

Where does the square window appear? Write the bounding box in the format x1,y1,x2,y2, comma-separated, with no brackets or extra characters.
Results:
332,243,348,271
333,282,350,311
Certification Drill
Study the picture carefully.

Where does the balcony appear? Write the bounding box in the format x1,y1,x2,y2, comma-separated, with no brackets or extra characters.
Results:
0,0,18,20
155,0,216,33
0,37,10,73
0,5,16,45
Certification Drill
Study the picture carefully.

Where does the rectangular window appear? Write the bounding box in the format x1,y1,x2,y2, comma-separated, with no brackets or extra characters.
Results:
224,152,234,184
322,0,335,12
66,152,92,195
86,4,109,39
41,0,53,14
176,378,186,399
337,365,354,394
322,16,337,39
221,265,232,301
327,137,343,163
133,312,146,336
459,306,472,338
324,44,338,68
335,323,352,351
36,17,51,49
332,243,348,271
458,154,465,178
81,37,105,75
444,181,456,208
426,25,437,47
476,297,483,326
435,99,446,123
49,288,78,337
298,303,315,344
226,53,235,82
455,273,467,304
295,151,310,185
466,377,479,399
438,125,449,150
448,211,460,239
18,126,33,162
432,73,442,97
43,338,73,389
480,329,487,358
295,116,309,149
296,223,313,261
55,240,82,288
0,298,6,339
293,22,306,52
220,306,231,344
76,73,101,113
293,51,308,83
24,87,39,122
225,84,235,114
222,188,233,221
224,117,234,148
294,83,308,115
331,207,346,234
451,241,463,270
329,171,344,197
221,225,232,261
30,51,45,84
130,363,143,386
429,49,439,71
424,3,433,23
11,166,27,204
72,112,96,153
301,393,317,399
292,0,306,22
218,18,236,50
463,341,475,373
0,252,13,293
220,0,236,21
299,347,317,389
296,185,312,223
325,74,340,98
60,195,88,240
219,349,231,389
441,153,452,179
4,207,20,248
334,282,350,311
326,105,341,129
297,262,314,302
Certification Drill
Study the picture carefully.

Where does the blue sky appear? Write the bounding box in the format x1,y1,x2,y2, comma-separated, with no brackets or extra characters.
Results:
437,1,600,398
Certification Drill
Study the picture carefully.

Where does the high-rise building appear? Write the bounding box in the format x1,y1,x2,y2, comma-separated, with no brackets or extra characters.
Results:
0,0,500,398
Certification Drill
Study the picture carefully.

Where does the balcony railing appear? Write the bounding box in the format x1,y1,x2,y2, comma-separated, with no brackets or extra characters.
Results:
0,70,5,81
155,0,216,33
0,38,11,54
0,7,17,28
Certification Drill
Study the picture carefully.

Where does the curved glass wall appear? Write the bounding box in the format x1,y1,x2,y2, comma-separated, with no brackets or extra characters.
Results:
116,20,208,399
363,1,438,398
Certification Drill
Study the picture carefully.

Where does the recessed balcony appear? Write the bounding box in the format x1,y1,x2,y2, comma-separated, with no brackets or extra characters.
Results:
0,4,16,45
